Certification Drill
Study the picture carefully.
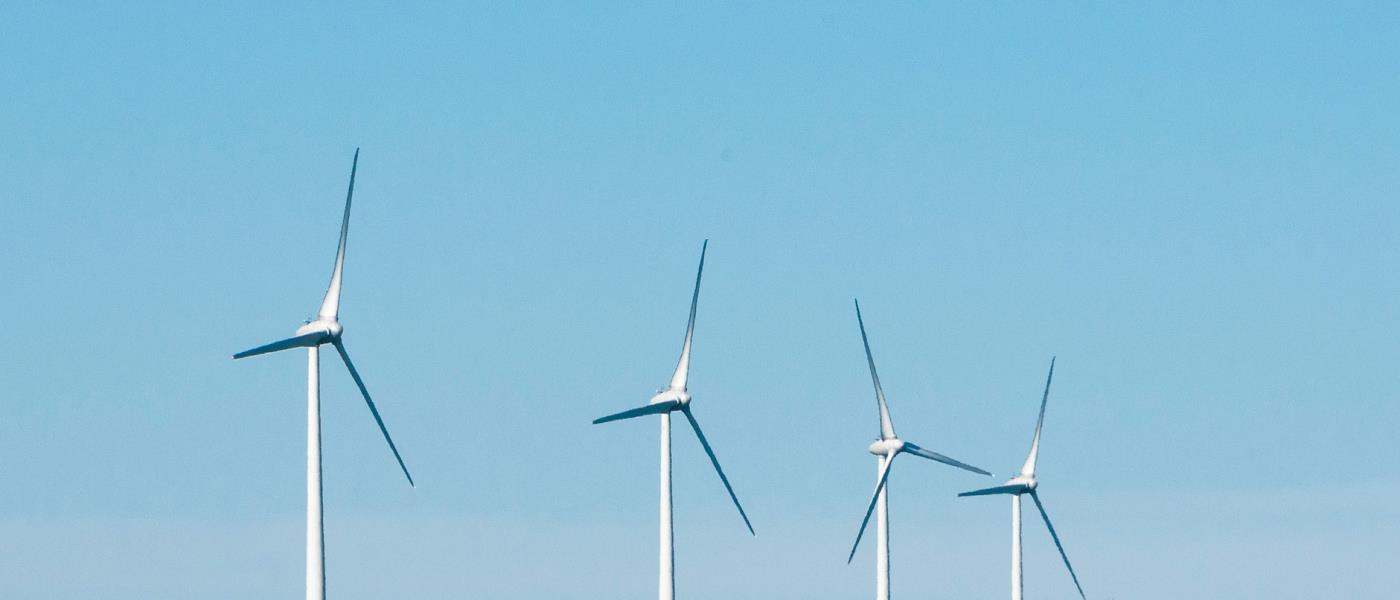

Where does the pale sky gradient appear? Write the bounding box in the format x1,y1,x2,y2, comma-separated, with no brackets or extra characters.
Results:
2,3,1398,599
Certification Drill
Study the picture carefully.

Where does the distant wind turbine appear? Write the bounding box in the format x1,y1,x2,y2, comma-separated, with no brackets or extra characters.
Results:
232,149,413,600
846,299,990,600
959,358,1085,600
592,240,754,600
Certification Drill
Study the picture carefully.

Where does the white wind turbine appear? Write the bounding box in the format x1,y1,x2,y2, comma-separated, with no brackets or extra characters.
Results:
959,358,1085,600
846,299,990,600
232,149,413,600
592,240,754,600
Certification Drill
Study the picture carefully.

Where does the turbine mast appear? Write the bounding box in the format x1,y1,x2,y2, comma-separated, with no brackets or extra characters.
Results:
1011,494,1022,600
306,347,325,600
659,413,674,600
876,456,891,600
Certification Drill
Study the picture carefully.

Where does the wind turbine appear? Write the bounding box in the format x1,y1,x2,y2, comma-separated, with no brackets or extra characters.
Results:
592,240,753,600
959,358,1085,600
232,149,413,600
846,299,990,600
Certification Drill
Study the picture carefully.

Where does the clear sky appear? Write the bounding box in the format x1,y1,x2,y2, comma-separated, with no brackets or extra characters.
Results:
2,2,1398,599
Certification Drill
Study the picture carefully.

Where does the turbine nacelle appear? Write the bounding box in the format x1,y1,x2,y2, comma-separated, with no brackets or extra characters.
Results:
1004,474,1036,493
649,388,691,407
867,438,905,457
296,318,343,339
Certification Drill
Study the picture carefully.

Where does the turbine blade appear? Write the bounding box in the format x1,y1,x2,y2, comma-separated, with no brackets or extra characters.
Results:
854,299,896,440
847,454,896,563
318,148,359,320
332,339,414,487
680,406,754,535
1029,491,1085,600
957,484,1025,497
232,331,328,359
668,240,707,390
591,400,680,424
1021,356,1055,476
903,442,992,476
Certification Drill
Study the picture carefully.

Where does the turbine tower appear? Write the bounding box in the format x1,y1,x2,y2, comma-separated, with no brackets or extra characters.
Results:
959,358,1085,600
232,149,413,600
846,299,990,600
592,240,754,600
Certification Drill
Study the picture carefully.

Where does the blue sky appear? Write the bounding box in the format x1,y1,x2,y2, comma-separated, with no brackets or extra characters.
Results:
2,2,1398,598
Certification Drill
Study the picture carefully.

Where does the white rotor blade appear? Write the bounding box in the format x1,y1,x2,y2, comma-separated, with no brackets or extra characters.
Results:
847,453,896,563
317,148,358,320
680,406,754,535
1029,490,1085,600
957,484,1026,497
332,339,414,487
854,299,896,440
592,400,681,424
668,240,707,390
903,442,991,476
232,331,328,359
1021,356,1055,476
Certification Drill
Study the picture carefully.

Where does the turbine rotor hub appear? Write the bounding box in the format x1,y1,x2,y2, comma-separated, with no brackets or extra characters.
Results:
296,318,342,339
1005,474,1037,491
649,388,690,407
868,438,904,456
